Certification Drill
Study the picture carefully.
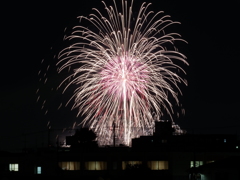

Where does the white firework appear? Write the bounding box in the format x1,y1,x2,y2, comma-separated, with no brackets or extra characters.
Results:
57,0,188,146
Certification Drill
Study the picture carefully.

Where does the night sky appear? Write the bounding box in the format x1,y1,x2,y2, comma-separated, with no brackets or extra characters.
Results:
1,0,239,151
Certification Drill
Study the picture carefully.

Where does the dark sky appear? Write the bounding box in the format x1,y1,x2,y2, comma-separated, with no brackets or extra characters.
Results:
1,0,240,151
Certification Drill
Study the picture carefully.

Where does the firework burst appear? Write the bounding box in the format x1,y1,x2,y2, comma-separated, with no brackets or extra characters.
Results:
57,0,188,146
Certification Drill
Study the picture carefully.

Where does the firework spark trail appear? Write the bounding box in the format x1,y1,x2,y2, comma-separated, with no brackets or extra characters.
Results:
57,0,188,146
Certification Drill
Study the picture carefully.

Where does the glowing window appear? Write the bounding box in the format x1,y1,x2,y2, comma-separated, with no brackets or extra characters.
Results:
147,161,168,170
58,162,80,170
37,166,41,174
224,139,227,143
85,161,107,170
122,161,142,170
9,164,19,171
190,161,203,168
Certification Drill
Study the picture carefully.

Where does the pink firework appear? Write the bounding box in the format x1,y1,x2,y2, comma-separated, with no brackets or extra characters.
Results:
100,55,149,100
57,0,188,146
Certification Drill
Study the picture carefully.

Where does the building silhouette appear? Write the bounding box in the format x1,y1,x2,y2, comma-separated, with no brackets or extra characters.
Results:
0,121,239,180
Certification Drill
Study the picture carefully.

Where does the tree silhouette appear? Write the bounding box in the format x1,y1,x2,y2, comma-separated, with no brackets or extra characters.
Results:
70,128,97,148
74,128,97,143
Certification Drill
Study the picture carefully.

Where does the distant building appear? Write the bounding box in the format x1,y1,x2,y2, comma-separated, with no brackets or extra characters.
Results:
191,156,240,180
0,121,239,180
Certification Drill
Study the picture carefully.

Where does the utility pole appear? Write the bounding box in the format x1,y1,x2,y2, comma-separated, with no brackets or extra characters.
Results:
22,133,26,153
48,128,51,147
113,121,116,147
